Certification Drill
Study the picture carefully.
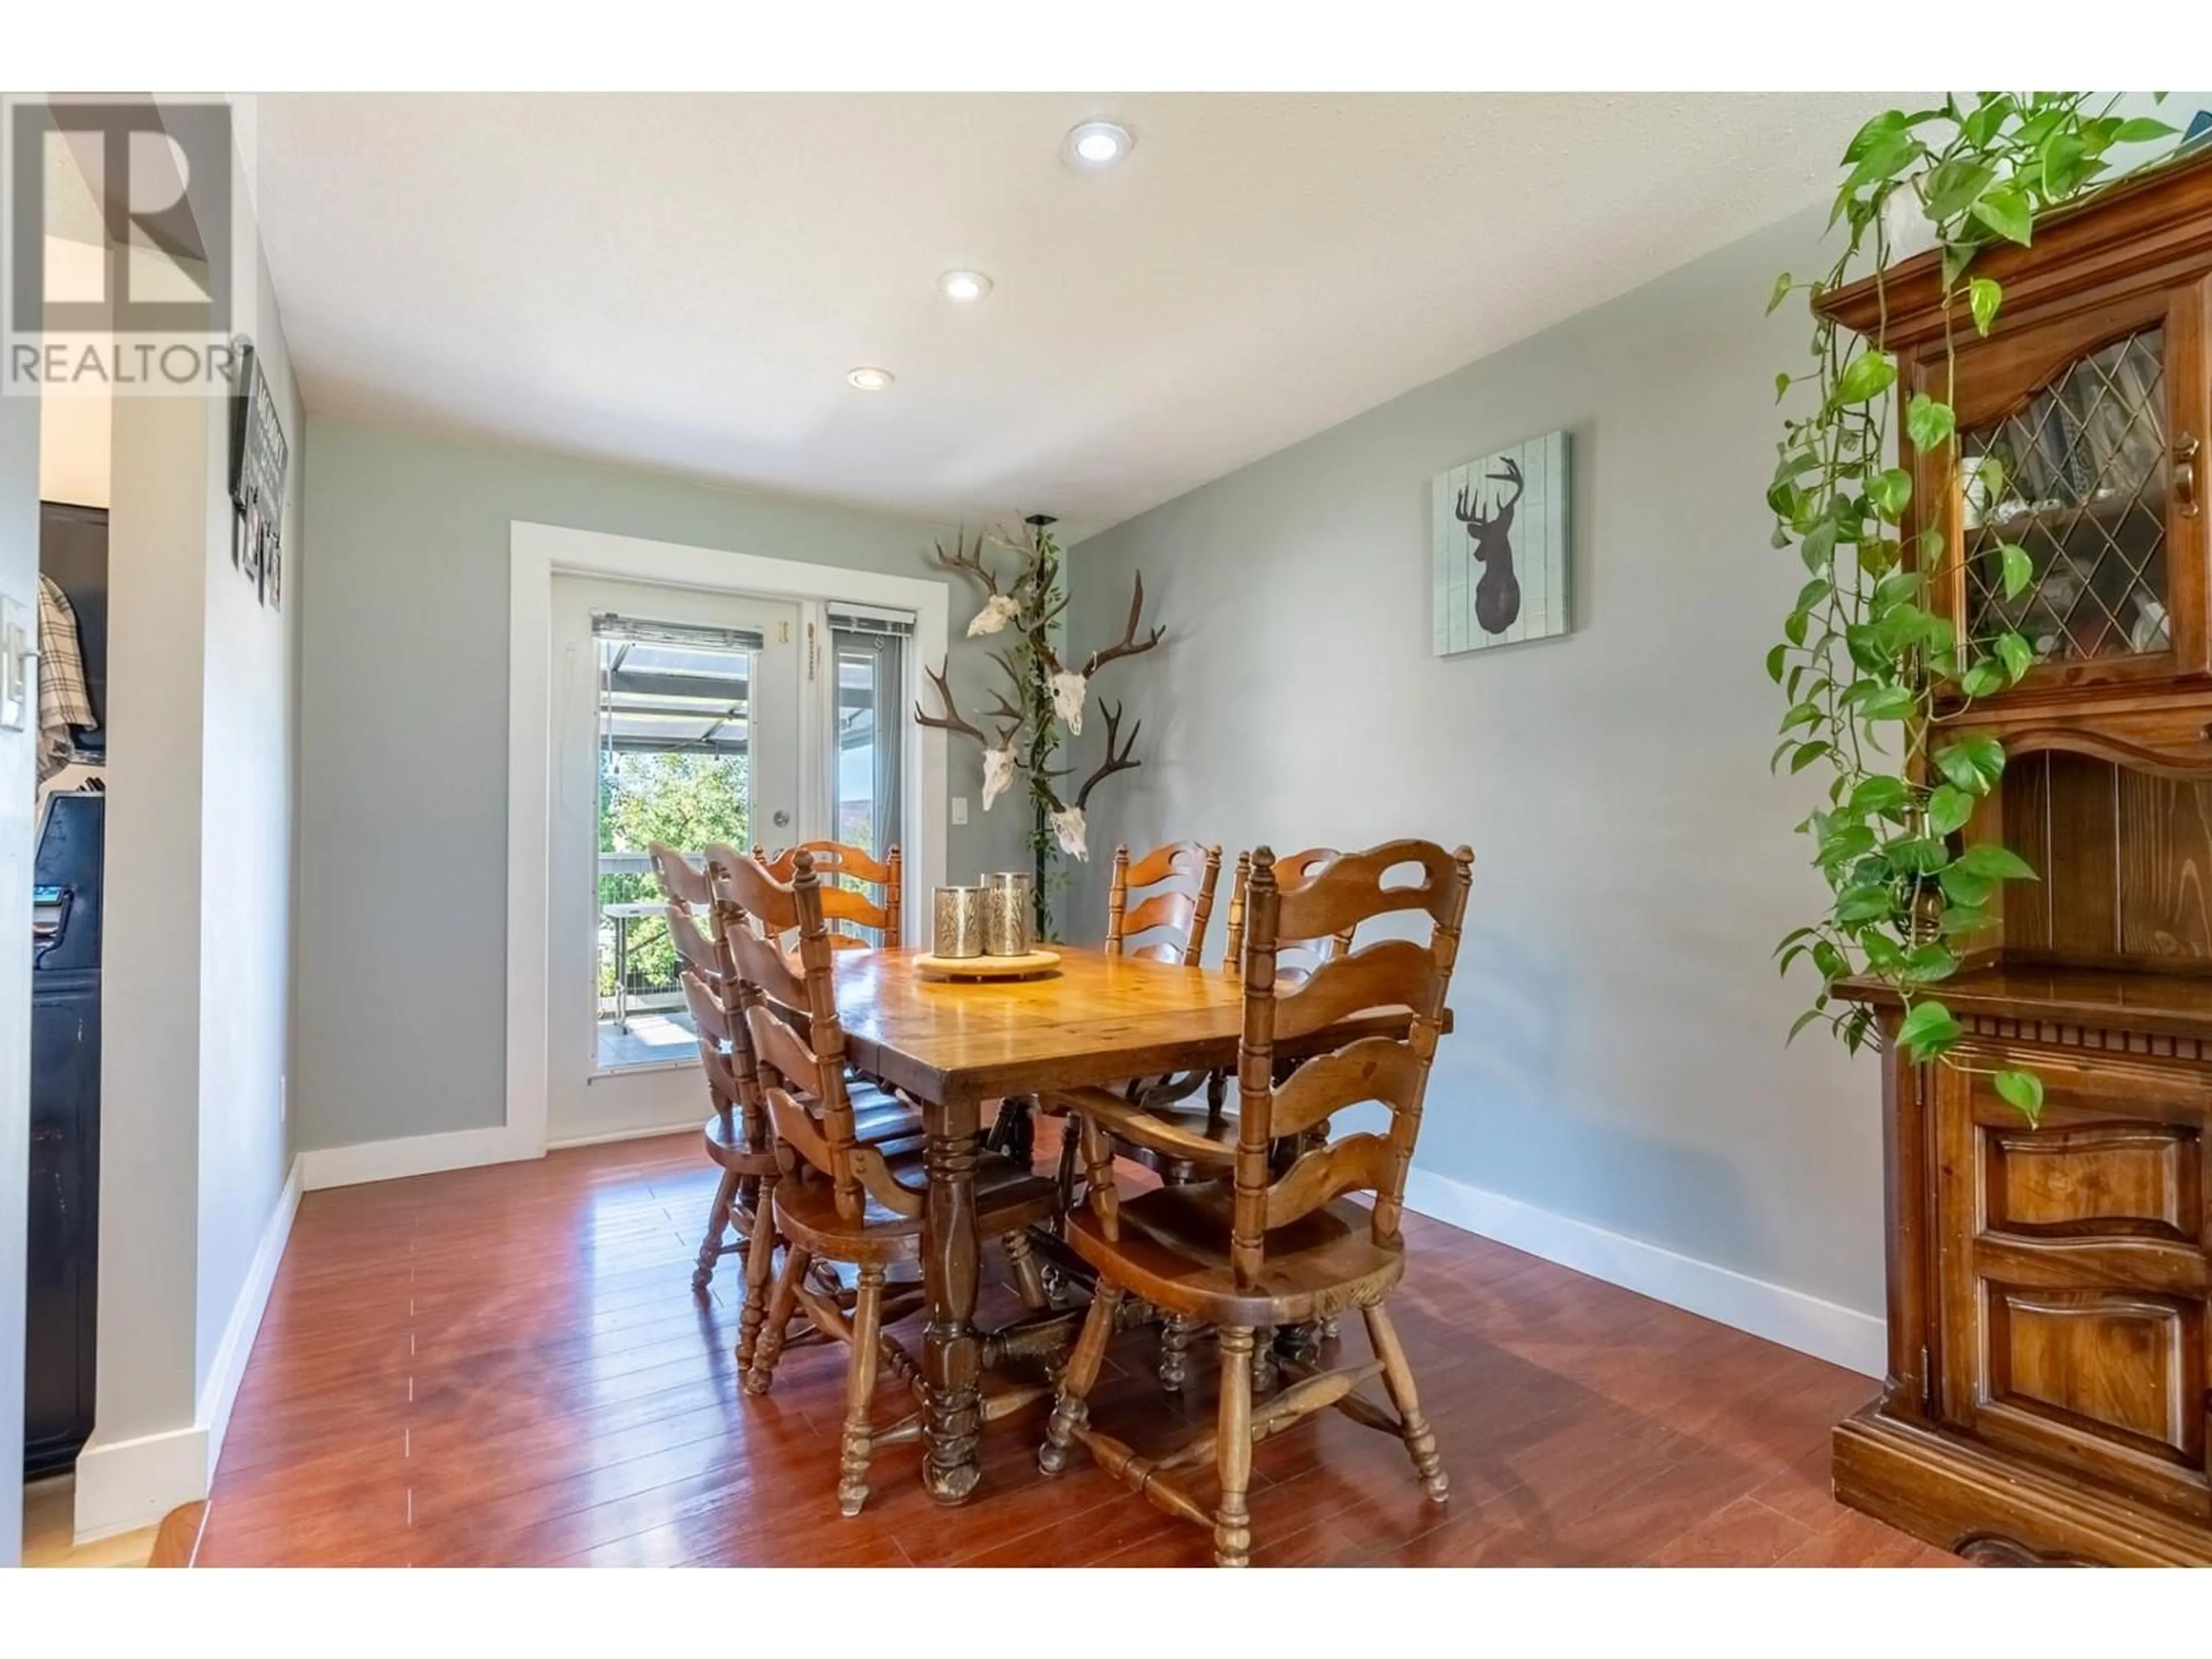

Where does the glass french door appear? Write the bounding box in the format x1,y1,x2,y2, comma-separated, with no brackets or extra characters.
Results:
547,575,800,1143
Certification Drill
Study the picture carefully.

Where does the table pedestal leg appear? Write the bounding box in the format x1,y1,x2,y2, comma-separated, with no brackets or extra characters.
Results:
922,1096,983,1503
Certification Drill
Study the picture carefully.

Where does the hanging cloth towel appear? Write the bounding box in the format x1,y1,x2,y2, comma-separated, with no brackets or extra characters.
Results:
37,573,96,782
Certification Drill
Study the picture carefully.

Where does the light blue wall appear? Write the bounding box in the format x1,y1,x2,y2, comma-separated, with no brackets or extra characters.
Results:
1067,202,1887,1316
295,420,1025,1152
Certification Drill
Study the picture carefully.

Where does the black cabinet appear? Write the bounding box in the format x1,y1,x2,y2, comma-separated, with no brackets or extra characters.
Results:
26,790,101,1475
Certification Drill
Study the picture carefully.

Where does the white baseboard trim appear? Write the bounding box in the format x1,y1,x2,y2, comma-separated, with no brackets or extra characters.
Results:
547,1119,698,1151
73,1155,310,1544
198,1154,303,1475
71,1424,209,1544
300,1123,533,1191
1401,1166,1885,1378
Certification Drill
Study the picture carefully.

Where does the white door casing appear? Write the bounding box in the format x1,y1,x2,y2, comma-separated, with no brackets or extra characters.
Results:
503,521,949,1166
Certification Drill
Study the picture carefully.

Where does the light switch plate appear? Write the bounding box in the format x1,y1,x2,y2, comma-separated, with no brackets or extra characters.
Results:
950,796,969,825
0,595,29,732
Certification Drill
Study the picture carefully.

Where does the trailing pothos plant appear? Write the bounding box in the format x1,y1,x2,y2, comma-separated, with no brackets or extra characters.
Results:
1768,93,2184,1123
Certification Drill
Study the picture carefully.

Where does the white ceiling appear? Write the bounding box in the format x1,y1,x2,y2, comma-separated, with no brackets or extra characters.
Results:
255,92,1904,537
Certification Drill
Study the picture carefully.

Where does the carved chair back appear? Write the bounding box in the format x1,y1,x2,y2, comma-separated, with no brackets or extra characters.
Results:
753,840,903,948
712,849,921,1225
1222,847,1357,983
1224,840,1472,1287
1105,840,1222,965
647,839,715,913
653,844,770,1151
672,928,768,1155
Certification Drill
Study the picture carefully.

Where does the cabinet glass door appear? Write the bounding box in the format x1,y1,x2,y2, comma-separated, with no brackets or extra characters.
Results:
1960,324,2174,668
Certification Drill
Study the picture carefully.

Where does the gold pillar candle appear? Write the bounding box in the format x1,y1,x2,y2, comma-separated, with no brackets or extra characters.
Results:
980,872,1032,957
931,887,986,958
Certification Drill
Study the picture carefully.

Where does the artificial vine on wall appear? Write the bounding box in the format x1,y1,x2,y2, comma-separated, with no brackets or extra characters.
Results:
1768,93,2185,1121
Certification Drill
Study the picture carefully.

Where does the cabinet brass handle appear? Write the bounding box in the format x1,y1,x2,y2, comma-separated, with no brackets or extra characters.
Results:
2180,433,2202,518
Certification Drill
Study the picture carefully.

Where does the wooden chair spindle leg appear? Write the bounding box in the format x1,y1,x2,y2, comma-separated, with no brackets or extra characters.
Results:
1157,1312,1191,1393
839,1265,887,1516
1365,1301,1447,1502
1040,1283,1122,1474
693,1166,740,1293
1251,1325,1278,1393
1003,1229,1050,1313
1214,1325,1255,1567
736,1174,779,1369
744,1241,811,1396
1054,1124,1082,1219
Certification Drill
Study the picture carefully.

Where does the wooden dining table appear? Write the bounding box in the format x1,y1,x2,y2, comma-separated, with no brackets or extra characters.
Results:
828,942,1434,1505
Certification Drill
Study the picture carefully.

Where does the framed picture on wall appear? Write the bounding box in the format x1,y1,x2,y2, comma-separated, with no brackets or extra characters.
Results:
228,339,289,610
1431,429,1570,655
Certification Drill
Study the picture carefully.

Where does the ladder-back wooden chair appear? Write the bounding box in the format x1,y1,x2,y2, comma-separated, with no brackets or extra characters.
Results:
753,840,902,948
1069,844,1361,1389
1104,840,1222,963
1037,839,1473,1566
652,842,920,1300
1222,846,1355,984
724,849,1058,1516
648,841,758,1294
1097,844,1353,1177
1038,840,1222,1199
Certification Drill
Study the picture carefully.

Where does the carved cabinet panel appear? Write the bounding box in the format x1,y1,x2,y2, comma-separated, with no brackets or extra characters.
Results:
1934,1043,2211,1518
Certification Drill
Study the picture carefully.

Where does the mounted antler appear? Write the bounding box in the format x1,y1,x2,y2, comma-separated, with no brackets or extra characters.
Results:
1036,703,1142,862
915,660,1025,750
914,660,1026,811
1075,702,1142,809
1083,573,1165,676
938,528,1029,639
933,528,1003,597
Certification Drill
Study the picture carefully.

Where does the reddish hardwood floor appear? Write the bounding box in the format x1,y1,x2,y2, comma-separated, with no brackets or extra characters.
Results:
194,1131,1951,1567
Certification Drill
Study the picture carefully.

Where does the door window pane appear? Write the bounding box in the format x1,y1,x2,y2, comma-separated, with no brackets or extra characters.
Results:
833,627,904,940
593,618,757,1068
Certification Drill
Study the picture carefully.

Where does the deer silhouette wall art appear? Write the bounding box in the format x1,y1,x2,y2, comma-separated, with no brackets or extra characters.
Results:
1455,456,1524,635
1431,430,1571,655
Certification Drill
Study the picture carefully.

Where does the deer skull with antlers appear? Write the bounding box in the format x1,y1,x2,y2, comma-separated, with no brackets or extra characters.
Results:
1033,572,1163,737
912,660,1025,811
1036,703,1141,861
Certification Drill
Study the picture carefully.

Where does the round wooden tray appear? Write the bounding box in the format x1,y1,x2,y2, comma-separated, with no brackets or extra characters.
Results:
913,949,1062,982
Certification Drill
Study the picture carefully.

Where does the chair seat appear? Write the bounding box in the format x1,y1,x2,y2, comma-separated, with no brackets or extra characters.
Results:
1065,1179,1403,1326
704,1082,921,1173
772,1146,1057,1264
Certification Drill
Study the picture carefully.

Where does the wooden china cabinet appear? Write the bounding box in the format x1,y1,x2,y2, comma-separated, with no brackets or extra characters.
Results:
1826,150,2212,1566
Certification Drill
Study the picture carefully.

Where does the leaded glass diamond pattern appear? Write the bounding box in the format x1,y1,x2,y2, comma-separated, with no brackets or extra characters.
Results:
1963,327,2170,666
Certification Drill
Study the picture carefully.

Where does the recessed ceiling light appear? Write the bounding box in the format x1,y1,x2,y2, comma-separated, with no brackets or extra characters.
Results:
1064,120,1134,169
846,366,895,392
937,270,993,304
